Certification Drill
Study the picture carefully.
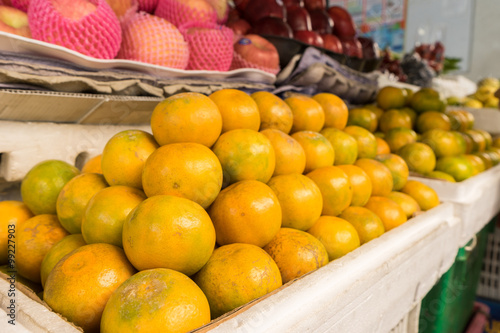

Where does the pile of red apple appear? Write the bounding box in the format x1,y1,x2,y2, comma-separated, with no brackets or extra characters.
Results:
226,0,380,61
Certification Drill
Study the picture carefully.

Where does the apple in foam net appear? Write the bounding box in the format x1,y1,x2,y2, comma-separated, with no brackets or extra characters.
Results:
233,34,280,71
205,0,229,23
286,5,312,31
51,0,97,20
104,0,136,19
250,16,293,38
0,5,30,37
294,30,324,48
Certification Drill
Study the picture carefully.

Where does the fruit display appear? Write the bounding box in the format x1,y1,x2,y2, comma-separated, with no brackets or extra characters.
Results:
447,76,500,109
0,88,441,332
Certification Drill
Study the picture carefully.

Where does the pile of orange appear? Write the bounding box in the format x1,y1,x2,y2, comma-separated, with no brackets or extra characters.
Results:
1,88,443,332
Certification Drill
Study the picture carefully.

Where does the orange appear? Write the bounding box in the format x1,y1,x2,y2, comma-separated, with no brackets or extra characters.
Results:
285,94,325,133
446,109,474,131
142,143,223,209
384,127,418,153
364,196,407,231
339,206,385,244
40,234,86,287
378,109,412,133
151,92,222,147
347,108,378,132
123,195,215,275
81,186,146,247
21,160,80,215
312,92,348,129
354,158,393,196
193,243,282,318
307,216,360,261
363,104,385,120
56,173,108,234
376,86,407,110
416,111,451,133
320,127,358,165
212,129,275,187
374,153,409,191
0,201,33,265
425,171,456,182
420,129,466,158
493,136,500,148
376,137,391,154
343,125,378,159
101,130,159,189
435,156,474,182
400,180,440,211
251,91,293,133
404,88,414,106
16,214,69,283
261,128,306,176
263,228,329,283
474,151,493,170
208,180,281,247
397,142,436,174
44,243,136,332
464,154,486,175
101,268,211,333
291,131,335,173
400,107,418,126
476,129,493,150
465,129,487,152
306,166,353,216
374,131,385,138
210,89,260,133
387,191,421,218
81,154,102,174
267,174,323,231
410,87,445,113
337,165,372,207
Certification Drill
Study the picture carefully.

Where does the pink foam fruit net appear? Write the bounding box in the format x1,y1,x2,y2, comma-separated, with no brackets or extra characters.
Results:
12,0,29,12
137,0,159,13
155,0,217,27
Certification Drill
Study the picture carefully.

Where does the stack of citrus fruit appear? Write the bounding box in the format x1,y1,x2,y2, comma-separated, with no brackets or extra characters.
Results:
1,88,441,332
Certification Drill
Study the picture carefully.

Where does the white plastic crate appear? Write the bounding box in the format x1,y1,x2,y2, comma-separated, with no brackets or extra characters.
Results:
409,163,500,247
477,218,500,300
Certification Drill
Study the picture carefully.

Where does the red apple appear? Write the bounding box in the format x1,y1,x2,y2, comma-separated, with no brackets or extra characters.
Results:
233,34,280,71
321,33,343,53
227,18,251,36
0,5,30,37
250,16,293,38
328,6,356,39
286,4,311,31
304,0,325,11
234,0,250,11
243,0,285,25
294,30,324,48
340,37,362,58
357,36,380,59
283,0,303,7
309,8,333,34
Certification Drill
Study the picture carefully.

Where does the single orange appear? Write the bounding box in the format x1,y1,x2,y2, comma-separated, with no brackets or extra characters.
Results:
101,268,211,333
378,109,412,133
376,137,391,154
464,154,486,175
363,104,385,120
425,170,456,182
43,243,136,333
210,89,260,133
416,111,451,133
101,130,159,189
251,91,293,133
21,160,80,215
337,165,372,207
16,214,69,283
208,180,281,247
343,125,378,159
364,196,407,231
261,128,306,176
376,86,407,110
263,228,329,283
400,106,418,127
212,129,275,187
267,174,323,231
339,206,385,244
420,129,466,158
410,87,445,113
40,234,86,287
142,143,223,209
123,195,215,275
476,129,493,150
291,131,335,173
464,129,487,153
151,92,222,147
307,216,360,261
347,108,378,132
193,243,282,318
0,201,33,265
397,142,436,175
354,158,393,196
435,156,474,182
81,154,102,174
56,173,108,234
374,153,409,191
320,127,358,165
400,180,440,211
81,186,146,247
387,191,421,218
384,127,418,153
474,151,493,170
306,166,353,216
285,94,325,133
312,92,348,129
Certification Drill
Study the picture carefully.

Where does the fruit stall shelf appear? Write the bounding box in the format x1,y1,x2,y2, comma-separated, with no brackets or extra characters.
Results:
0,203,458,333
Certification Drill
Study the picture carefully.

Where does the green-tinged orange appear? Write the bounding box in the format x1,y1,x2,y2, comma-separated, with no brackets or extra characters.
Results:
291,131,334,173
320,127,358,165
374,153,409,191
420,129,466,158
376,86,407,110
384,127,418,153
344,125,377,159
251,91,293,133
378,109,412,133
347,108,378,132
261,129,306,176
397,142,436,175
435,156,475,182
410,88,445,113
425,171,456,182
386,191,421,218
339,206,385,244
399,107,418,126
354,158,393,196
416,111,451,133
